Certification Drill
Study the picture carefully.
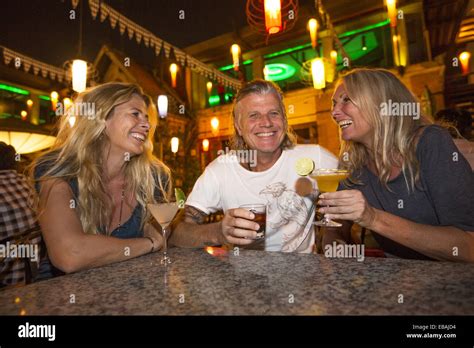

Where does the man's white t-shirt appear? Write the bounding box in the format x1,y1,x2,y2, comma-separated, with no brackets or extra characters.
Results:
187,145,338,253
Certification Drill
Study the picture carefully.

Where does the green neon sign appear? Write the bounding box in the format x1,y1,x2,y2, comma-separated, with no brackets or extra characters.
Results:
209,95,220,106
264,63,296,81
208,93,234,106
0,83,30,95
39,95,51,101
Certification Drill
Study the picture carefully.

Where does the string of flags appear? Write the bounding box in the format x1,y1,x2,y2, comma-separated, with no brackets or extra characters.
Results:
85,0,242,90
1,45,66,83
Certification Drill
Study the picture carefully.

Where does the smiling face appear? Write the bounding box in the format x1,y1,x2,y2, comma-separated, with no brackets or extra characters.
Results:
331,84,372,147
234,92,285,156
105,94,150,157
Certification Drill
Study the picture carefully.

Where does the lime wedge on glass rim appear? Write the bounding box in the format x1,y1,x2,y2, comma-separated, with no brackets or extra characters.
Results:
174,188,186,208
295,158,315,176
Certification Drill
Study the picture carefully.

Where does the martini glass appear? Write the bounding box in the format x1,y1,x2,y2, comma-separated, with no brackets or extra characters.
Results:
147,203,180,264
310,169,349,227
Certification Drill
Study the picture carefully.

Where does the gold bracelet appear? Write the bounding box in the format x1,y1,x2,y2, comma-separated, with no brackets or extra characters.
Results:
144,236,155,253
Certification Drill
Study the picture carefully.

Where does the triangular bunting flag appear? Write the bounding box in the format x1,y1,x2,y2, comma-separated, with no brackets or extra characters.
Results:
88,0,99,19
4,55,12,65
119,18,126,35
109,10,118,29
23,61,31,72
163,43,171,58
135,28,142,44
100,3,109,22
127,24,135,40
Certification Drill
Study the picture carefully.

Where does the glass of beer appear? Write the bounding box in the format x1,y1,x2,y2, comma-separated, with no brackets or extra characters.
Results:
239,204,266,240
310,169,349,227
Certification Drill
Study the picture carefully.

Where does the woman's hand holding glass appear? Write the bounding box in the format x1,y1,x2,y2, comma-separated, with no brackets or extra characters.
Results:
318,189,377,229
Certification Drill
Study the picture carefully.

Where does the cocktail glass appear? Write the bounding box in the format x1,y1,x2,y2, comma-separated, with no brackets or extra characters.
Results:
310,169,349,227
147,203,180,264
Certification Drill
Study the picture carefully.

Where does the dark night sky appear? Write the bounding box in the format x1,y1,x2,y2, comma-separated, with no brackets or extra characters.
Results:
0,0,249,68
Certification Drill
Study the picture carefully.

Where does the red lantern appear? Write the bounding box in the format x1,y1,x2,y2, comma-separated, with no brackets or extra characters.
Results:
460,51,471,75
264,0,282,34
202,139,209,152
170,64,178,88
231,44,241,71
386,0,397,28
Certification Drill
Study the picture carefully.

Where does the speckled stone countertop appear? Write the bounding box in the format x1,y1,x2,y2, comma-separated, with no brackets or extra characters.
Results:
1,248,473,315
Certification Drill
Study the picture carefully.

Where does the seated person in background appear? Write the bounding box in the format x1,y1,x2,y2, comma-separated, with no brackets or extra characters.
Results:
435,108,474,170
0,142,42,287
320,68,474,262
31,82,170,278
172,79,338,253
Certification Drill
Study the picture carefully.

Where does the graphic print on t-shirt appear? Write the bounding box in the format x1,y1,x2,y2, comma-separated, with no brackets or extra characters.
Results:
259,182,310,251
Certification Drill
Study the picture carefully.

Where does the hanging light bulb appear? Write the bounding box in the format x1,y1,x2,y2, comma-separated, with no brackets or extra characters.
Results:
202,139,210,152
392,35,400,66
206,81,213,94
330,50,338,65
68,115,76,127
386,0,397,28
308,18,318,48
72,59,87,93
231,44,241,71
26,99,33,107
459,51,471,75
264,0,282,34
361,35,367,51
263,66,270,80
50,91,59,110
157,95,168,118
170,63,178,88
63,98,72,110
311,58,325,90
326,50,338,83
62,97,75,127
20,110,27,120
171,137,179,154
211,117,219,133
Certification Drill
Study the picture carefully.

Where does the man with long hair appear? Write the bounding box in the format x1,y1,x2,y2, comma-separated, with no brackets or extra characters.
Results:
172,79,338,252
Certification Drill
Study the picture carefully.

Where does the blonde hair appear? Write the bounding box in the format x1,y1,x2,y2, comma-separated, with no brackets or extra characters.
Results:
31,82,171,235
336,68,432,191
230,79,296,150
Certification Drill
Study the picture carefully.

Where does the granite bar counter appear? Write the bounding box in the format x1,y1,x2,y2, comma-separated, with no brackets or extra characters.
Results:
1,248,473,315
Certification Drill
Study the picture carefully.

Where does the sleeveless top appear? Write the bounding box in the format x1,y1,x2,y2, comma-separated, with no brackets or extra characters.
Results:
33,160,167,279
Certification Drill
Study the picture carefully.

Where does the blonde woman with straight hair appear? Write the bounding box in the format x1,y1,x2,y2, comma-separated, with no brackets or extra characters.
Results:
31,82,171,278
319,68,474,262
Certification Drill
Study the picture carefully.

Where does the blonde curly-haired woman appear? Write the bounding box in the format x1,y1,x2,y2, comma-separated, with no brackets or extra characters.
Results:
32,82,171,278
